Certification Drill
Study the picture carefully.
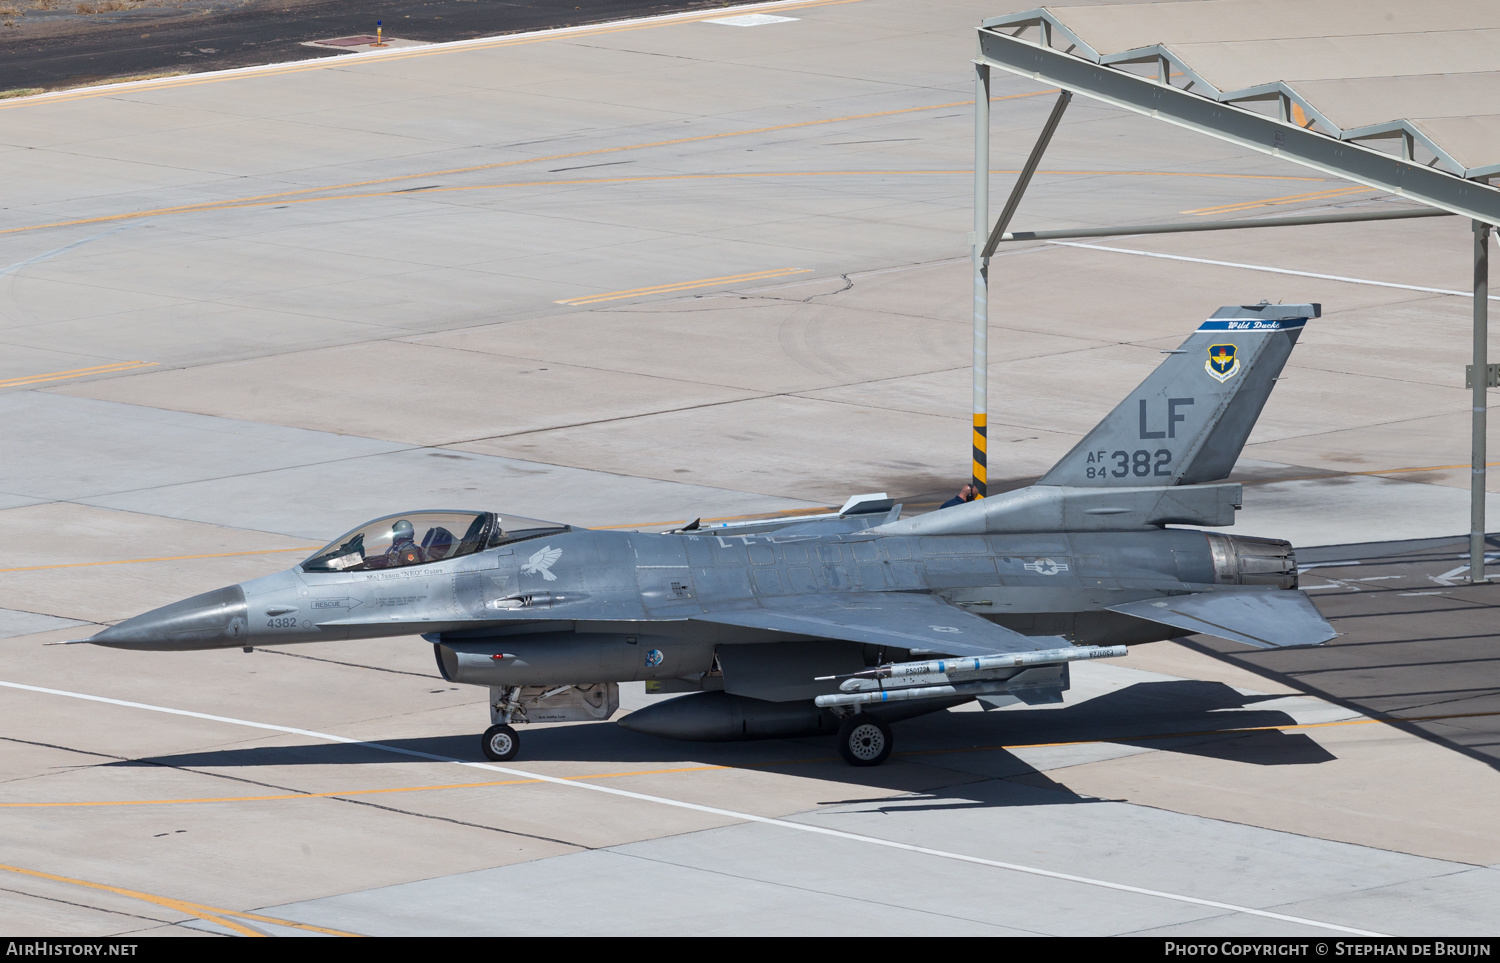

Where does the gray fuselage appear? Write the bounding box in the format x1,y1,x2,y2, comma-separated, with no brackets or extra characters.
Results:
94,525,1292,691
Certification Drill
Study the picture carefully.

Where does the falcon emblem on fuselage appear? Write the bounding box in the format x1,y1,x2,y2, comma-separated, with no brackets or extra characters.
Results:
521,545,563,581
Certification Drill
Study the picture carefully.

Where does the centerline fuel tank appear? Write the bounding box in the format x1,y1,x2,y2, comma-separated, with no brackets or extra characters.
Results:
434,628,716,687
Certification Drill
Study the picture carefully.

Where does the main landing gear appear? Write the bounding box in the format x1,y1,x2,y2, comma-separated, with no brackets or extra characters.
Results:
481,724,519,762
837,714,892,767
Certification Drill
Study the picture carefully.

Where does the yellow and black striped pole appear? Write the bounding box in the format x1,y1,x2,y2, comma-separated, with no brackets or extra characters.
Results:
972,413,987,498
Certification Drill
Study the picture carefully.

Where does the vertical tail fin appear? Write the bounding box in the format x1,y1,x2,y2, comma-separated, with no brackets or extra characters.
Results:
1038,303,1317,488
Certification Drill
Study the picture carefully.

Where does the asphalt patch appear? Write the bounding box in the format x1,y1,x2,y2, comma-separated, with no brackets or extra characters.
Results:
0,0,722,92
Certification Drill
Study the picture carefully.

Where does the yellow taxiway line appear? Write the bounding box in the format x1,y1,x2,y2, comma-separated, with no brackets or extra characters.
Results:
1183,185,1375,216
556,267,813,305
0,361,157,389
8,709,1496,811
0,547,318,575
0,862,361,937
0,93,1039,239
0,764,731,809
0,161,1330,241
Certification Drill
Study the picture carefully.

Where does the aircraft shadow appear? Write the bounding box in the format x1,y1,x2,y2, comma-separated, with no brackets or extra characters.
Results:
1252,533,1500,775
113,678,1332,785
905,678,1338,767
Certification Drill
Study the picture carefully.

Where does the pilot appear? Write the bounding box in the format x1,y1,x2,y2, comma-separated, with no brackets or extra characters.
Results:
385,519,425,567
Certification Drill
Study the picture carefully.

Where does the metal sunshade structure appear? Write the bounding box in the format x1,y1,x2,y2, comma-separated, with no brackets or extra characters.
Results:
969,0,1500,580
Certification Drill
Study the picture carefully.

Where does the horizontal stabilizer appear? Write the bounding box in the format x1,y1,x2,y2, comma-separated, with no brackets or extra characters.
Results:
1108,590,1335,648
693,593,1068,657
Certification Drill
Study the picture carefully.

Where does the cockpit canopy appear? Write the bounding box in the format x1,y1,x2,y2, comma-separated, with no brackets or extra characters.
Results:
301,511,566,574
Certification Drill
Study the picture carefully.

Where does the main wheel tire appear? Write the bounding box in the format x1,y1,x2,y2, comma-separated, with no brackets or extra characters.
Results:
837,715,892,767
481,724,519,762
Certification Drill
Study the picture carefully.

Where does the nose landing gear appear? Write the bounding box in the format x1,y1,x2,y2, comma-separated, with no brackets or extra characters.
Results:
481,724,519,762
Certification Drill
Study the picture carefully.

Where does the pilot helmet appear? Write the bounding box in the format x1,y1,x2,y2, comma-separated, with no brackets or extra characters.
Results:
391,519,415,542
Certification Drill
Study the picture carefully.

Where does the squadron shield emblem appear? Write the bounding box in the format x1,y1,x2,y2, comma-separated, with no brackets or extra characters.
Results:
1206,343,1240,383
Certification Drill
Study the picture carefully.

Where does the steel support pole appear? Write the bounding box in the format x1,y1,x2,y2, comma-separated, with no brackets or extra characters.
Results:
991,206,1450,244
983,90,1072,258
1472,219,1491,583
972,62,990,498
974,29,1500,225
972,84,1070,497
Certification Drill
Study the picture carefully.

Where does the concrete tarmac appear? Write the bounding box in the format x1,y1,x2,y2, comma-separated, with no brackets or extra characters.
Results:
0,0,1497,937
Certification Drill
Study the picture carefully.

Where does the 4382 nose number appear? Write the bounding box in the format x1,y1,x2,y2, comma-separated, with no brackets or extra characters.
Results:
1084,449,1172,478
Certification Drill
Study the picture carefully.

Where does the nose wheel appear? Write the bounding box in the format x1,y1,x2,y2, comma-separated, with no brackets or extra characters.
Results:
837,715,892,767
481,724,519,762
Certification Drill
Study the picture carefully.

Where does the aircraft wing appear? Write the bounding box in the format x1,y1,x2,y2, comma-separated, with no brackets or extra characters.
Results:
691,592,1068,657
1107,589,1336,648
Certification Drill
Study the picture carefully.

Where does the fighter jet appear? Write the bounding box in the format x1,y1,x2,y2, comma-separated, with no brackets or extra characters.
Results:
75,303,1334,766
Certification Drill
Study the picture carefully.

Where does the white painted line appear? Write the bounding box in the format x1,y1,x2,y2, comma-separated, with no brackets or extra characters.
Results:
0,678,1385,936
1049,241,1500,301
706,14,799,25
4,0,845,104
1432,564,1474,586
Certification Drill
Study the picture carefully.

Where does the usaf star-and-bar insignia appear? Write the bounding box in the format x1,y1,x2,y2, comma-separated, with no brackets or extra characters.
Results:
1206,343,1240,383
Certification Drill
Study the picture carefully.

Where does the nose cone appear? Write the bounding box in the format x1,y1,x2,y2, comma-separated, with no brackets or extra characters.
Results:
90,584,249,651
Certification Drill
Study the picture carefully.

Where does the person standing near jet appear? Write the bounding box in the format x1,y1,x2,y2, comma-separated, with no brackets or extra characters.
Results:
940,484,978,509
